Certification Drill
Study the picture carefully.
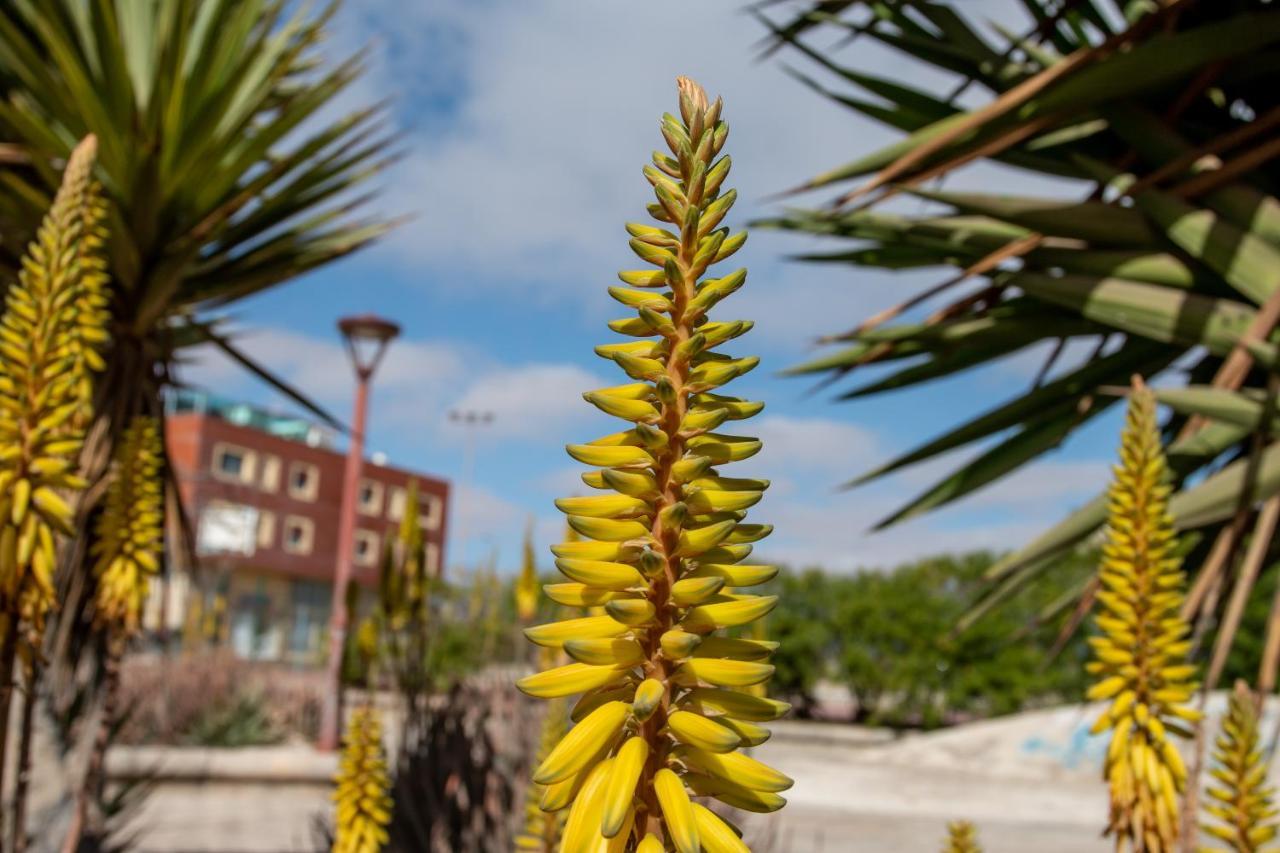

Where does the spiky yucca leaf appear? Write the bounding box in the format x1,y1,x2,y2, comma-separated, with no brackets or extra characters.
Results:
0,135,109,636
756,2,1280,661
517,519,539,622
333,706,392,853
91,416,163,635
1201,681,1279,852
943,820,982,853
517,78,783,852
1087,380,1198,852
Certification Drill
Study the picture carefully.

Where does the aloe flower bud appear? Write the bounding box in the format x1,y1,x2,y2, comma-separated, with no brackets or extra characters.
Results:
1087,377,1199,852
333,706,392,853
91,416,164,635
0,135,110,639
1200,680,1278,852
943,820,982,853
517,77,784,852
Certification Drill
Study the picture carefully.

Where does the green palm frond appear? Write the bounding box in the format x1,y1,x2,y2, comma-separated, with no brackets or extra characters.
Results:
758,0,1280,666
0,0,397,386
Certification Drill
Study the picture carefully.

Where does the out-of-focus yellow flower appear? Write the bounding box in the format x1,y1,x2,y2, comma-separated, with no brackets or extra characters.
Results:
333,705,392,853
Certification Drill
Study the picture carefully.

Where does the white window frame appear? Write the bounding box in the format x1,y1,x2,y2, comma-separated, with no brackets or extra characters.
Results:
387,486,407,521
357,479,384,517
260,455,282,492
287,461,320,502
353,529,380,567
211,442,256,485
282,515,314,555
421,494,443,532
257,511,276,549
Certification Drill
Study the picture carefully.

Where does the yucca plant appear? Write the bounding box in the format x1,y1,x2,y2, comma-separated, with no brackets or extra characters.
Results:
333,705,392,853
943,820,982,853
517,77,785,853
0,0,397,726
1087,380,1198,852
756,0,1280,666
1201,680,1279,852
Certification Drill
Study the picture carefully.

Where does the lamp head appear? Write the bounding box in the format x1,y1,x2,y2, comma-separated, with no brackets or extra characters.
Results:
338,313,400,376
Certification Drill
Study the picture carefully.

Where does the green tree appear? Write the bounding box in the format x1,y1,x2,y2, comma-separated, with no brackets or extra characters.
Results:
767,569,847,717
756,0,1280,677
770,552,1091,727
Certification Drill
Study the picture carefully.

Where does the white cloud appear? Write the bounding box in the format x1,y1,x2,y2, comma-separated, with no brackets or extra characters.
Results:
746,415,881,481
443,363,608,442
447,482,526,571
177,327,607,447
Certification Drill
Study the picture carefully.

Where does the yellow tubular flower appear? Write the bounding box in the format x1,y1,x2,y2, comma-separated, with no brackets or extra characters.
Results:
333,705,392,853
943,820,982,853
1201,680,1278,852
517,77,788,851
517,517,540,622
1087,378,1199,853
0,135,110,635
91,416,163,635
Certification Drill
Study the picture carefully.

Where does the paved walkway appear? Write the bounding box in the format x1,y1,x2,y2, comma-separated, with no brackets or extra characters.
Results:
44,697,1278,852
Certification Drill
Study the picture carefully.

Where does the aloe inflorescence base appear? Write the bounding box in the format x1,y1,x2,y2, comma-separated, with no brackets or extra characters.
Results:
1088,378,1198,853
517,77,787,852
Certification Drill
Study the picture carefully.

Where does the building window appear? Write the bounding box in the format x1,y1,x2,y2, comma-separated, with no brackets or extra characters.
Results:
357,479,384,516
287,461,319,502
425,542,441,578
354,530,380,567
260,455,281,492
421,494,443,532
211,443,256,484
288,581,330,660
257,511,276,549
282,516,314,555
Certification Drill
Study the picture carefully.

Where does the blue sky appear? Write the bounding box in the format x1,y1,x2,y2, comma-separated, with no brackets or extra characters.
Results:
184,0,1124,575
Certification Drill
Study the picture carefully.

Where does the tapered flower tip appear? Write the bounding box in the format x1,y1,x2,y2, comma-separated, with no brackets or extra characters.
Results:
676,76,709,112
70,133,98,165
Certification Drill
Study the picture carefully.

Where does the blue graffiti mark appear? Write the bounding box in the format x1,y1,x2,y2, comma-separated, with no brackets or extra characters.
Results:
1020,722,1108,770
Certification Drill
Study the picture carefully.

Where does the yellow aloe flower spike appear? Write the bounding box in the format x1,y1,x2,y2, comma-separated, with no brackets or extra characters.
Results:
1201,680,1279,852
91,416,164,635
943,820,982,853
517,517,540,622
1087,377,1199,853
515,696,571,851
517,77,787,851
0,135,110,638
333,705,392,853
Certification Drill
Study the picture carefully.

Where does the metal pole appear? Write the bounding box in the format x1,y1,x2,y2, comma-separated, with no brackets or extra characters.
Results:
318,368,370,751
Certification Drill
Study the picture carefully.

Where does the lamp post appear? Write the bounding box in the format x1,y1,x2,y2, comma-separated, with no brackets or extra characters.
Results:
318,313,399,751
447,409,493,576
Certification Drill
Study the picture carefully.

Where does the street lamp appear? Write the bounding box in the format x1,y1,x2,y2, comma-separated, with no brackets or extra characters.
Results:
447,409,493,576
318,313,400,751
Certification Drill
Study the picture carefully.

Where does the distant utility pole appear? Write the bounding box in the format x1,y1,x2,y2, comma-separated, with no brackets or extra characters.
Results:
448,409,494,575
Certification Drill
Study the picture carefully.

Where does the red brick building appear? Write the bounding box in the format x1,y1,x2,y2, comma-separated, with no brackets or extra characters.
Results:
158,391,449,663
